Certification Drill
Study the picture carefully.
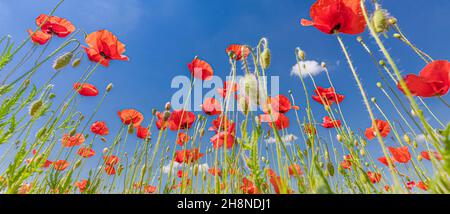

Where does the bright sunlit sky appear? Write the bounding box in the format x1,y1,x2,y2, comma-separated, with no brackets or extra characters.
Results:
0,0,449,177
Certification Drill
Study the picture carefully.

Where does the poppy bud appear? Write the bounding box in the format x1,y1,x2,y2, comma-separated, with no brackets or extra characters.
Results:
260,47,271,69
202,174,207,181
101,137,107,143
198,114,204,121
411,109,417,117
365,162,369,167
337,134,343,142
140,164,146,176
165,102,171,111
376,82,382,88
261,156,266,163
117,165,124,176
327,162,334,176
403,134,411,145
413,141,418,148
324,105,330,112
69,129,77,136
371,97,377,103
106,83,113,92
29,100,43,118
36,127,47,140
103,148,109,154
417,155,423,161
53,52,73,70
319,162,324,168
393,33,402,39
193,165,199,176
388,18,397,25
360,149,366,157
379,60,386,66
166,146,170,153
24,79,30,88
372,7,389,33
151,108,157,116
199,128,205,137
163,111,171,121
74,160,82,169
356,36,363,43
297,49,306,60
49,93,56,99
71,57,81,68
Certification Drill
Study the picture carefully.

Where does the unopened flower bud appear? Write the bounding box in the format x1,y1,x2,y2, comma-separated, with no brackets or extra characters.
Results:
360,149,366,157
376,82,382,88
151,108,157,115
29,100,43,118
356,36,363,43
71,57,81,68
379,60,386,66
103,148,109,154
403,134,411,145
53,52,73,70
106,83,113,92
101,137,107,143
297,49,305,60
417,155,423,161
393,33,402,39
337,134,343,142
388,18,397,25
165,102,171,111
321,62,327,68
74,160,82,169
163,111,171,121
260,47,271,69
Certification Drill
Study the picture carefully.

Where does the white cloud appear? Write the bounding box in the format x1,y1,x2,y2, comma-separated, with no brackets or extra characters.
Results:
291,60,325,79
266,134,297,146
415,134,427,143
162,162,181,174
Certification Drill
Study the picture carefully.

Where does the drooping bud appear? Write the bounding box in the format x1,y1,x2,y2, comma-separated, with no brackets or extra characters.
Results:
356,36,363,43
106,83,113,92
321,62,327,68
53,52,73,70
29,100,43,118
388,18,397,25
128,125,135,134
101,137,107,143
260,47,271,69
71,57,81,68
69,128,77,136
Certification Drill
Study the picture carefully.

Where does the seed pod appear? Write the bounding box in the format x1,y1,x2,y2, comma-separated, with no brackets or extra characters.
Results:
71,57,81,68
388,18,397,25
151,108,157,115
260,47,271,69
29,100,43,118
53,52,73,70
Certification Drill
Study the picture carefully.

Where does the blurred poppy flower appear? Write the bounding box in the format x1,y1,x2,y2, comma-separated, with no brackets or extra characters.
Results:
83,29,129,67
77,147,95,158
144,185,157,194
398,60,450,97
406,181,415,190
118,109,144,127
61,133,85,147
267,169,283,194
53,160,70,171
208,168,222,177
136,126,150,140
417,181,428,191
209,115,234,132
168,110,196,131
103,155,120,166
226,44,250,61
155,111,168,130
340,154,353,170
378,156,394,167
176,132,190,146
73,83,99,97
28,150,52,168
389,146,411,164
259,113,290,130
312,87,345,106
201,98,222,116
262,95,299,114
105,165,116,175
303,124,317,135
28,14,75,45
288,164,303,176
188,58,214,80
241,178,258,194
174,148,204,164
367,171,382,184
74,179,88,193
365,120,390,140
301,0,366,35
421,151,442,161
217,81,238,99
90,121,109,136
177,170,184,178
321,116,342,128
210,123,236,149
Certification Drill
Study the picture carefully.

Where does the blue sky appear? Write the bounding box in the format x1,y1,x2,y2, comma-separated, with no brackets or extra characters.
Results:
0,0,449,185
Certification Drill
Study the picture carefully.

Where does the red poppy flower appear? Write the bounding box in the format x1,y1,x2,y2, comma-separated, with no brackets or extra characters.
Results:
61,133,85,147
90,121,109,136
77,147,96,158
103,155,120,166
176,132,190,146
262,95,300,114
389,146,411,164
53,160,70,171
267,169,283,194
74,179,88,193
168,110,196,131
28,150,53,168
365,120,390,140
201,98,222,116
144,185,157,194
83,30,129,67
42,160,53,168
406,181,415,190
321,116,342,128
288,164,303,176
384,185,391,192
303,124,317,135
118,109,144,127
174,148,204,164
241,177,259,194
301,0,366,35
367,171,382,184
155,111,168,130
217,81,238,98
73,83,99,97
421,151,442,161
188,58,214,80
208,168,222,177
208,115,234,132
398,60,450,97
226,44,250,61
312,87,345,106
417,181,428,191
340,154,353,170
136,126,150,139
210,123,236,149
378,156,395,167
28,14,75,45
105,165,116,175
177,170,184,178
259,113,290,130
